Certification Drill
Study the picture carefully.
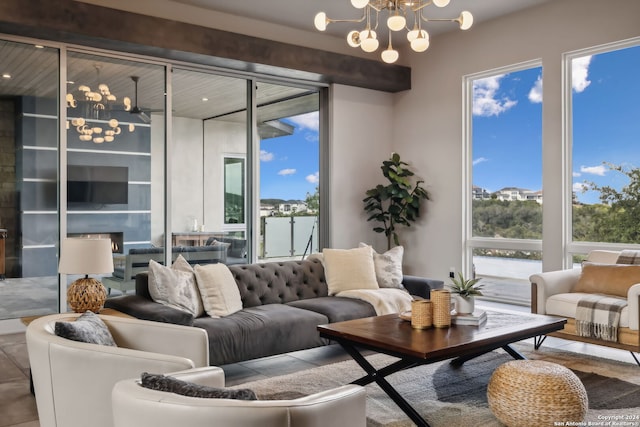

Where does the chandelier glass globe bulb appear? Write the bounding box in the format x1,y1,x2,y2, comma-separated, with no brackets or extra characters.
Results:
387,15,406,32
459,11,473,30
410,36,430,52
346,30,361,48
433,0,450,7
314,12,327,31
350,0,369,9
359,30,379,52
381,48,399,64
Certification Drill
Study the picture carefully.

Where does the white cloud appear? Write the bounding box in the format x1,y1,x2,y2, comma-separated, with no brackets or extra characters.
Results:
473,157,489,166
572,56,592,93
278,168,296,176
306,172,319,184
288,112,319,132
572,171,581,177
573,182,589,193
528,75,543,103
473,75,518,117
305,133,319,143
580,165,606,176
260,150,274,162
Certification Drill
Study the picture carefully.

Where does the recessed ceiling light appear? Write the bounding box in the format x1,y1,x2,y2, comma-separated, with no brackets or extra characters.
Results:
67,80,75,85
2,73,11,79
34,45,44,49
202,97,209,102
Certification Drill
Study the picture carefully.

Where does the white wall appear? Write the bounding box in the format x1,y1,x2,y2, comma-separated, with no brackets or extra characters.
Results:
393,0,640,281
170,117,204,233
329,84,394,252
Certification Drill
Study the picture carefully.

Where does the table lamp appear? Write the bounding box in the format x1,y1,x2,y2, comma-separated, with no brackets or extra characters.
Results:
58,238,114,313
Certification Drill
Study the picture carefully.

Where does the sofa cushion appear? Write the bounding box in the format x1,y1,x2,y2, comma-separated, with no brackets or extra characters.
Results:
141,372,257,400
54,311,117,346
194,263,243,317
193,304,328,365
148,256,204,317
287,296,376,323
359,243,405,289
323,246,379,295
546,292,629,328
573,262,640,297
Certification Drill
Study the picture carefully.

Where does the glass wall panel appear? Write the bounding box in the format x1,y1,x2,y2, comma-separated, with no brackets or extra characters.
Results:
570,43,640,245
66,52,165,301
171,68,248,265
467,64,542,305
0,40,59,318
256,83,319,260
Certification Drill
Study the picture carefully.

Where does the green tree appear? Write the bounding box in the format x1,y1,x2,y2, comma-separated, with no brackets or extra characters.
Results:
305,186,319,213
583,162,640,243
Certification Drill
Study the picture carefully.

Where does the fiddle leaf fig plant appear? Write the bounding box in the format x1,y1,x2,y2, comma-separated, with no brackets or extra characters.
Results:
363,152,430,250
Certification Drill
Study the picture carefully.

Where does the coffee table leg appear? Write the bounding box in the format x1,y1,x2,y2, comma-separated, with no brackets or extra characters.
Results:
450,344,527,367
338,342,431,427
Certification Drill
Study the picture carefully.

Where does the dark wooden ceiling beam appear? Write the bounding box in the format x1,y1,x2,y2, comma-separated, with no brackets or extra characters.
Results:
0,0,411,92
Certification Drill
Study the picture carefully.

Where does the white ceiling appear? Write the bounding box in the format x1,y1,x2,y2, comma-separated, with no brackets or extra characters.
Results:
171,0,552,39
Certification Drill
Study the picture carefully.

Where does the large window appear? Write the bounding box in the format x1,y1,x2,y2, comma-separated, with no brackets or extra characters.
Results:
466,62,543,305
570,43,640,248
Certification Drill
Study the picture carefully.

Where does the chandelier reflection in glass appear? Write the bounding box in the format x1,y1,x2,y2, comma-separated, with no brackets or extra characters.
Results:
66,65,135,144
314,0,473,64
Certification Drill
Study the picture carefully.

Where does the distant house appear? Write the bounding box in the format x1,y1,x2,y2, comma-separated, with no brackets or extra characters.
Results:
278,202,308,215
472,186,492,200
494,187,543,204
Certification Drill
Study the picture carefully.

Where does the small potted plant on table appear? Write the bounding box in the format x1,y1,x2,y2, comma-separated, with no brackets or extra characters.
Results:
449,272,483,315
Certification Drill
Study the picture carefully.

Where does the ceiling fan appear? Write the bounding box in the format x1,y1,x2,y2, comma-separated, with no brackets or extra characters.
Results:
125,76,153,123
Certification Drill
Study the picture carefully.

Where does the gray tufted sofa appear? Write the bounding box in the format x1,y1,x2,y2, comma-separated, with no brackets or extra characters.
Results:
105,258,443,366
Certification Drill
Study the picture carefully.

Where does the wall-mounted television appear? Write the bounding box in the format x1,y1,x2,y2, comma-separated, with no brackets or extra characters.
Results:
67,165,129,205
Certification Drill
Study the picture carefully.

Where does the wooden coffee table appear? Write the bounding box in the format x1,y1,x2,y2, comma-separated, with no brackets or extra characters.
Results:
318,310,566,427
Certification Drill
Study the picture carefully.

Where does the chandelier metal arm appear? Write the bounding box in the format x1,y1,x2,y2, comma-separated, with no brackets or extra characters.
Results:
327,12,366,26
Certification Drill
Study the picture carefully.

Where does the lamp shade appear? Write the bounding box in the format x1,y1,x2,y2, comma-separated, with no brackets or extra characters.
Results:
58,238,114,275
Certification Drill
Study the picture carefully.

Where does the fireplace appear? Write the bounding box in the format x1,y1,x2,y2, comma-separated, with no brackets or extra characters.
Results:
68,232,124,253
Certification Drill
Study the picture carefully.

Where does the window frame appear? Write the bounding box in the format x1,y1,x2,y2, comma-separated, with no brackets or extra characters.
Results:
463,59,544,277
564,37,640,265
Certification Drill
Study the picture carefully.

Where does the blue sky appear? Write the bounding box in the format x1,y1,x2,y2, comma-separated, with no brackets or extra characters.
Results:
259,112,319,201
472,44,640,204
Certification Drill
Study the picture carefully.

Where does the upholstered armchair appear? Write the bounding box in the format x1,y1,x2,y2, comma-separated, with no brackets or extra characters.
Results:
530,250,640,364
112,367,367,427
26,313,210,427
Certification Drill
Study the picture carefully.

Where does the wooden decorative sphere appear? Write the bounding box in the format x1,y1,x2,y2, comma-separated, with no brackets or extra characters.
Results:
67,277,107,313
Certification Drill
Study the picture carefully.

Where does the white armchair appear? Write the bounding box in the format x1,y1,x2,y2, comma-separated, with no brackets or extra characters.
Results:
112,367,367,427
26,313,210,427
530,250,640,363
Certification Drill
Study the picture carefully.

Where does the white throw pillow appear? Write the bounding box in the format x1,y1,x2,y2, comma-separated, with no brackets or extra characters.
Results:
359,243,404,289
148,255,204,317
323,246,379,295
194,263,243,317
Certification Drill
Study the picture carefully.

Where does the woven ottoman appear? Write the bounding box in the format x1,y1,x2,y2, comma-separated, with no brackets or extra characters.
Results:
487,360,588,427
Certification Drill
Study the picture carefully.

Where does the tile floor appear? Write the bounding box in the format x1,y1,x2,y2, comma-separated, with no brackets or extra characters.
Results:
1,301,636,427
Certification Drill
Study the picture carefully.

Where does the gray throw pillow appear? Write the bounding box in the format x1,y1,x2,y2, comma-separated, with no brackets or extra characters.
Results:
141,372,257,400
54,311,117,346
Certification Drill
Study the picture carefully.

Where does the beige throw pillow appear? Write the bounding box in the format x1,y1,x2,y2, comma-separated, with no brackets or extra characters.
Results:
573,262,640,298
194,263,243,317
323,246,379,295
148,255,204,317
359,243,404,289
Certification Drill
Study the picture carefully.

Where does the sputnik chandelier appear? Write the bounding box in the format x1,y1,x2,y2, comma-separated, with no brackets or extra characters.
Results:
314,0,473,64
66,65,135,144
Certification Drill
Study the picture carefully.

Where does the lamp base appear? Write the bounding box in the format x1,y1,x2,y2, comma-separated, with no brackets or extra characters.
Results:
67,277,107,313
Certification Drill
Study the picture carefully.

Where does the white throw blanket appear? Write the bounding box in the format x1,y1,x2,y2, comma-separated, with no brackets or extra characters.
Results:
575,294,627,342
336,288,414,315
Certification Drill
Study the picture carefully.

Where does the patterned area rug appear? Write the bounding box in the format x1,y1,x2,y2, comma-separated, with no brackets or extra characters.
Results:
235,344,640,427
